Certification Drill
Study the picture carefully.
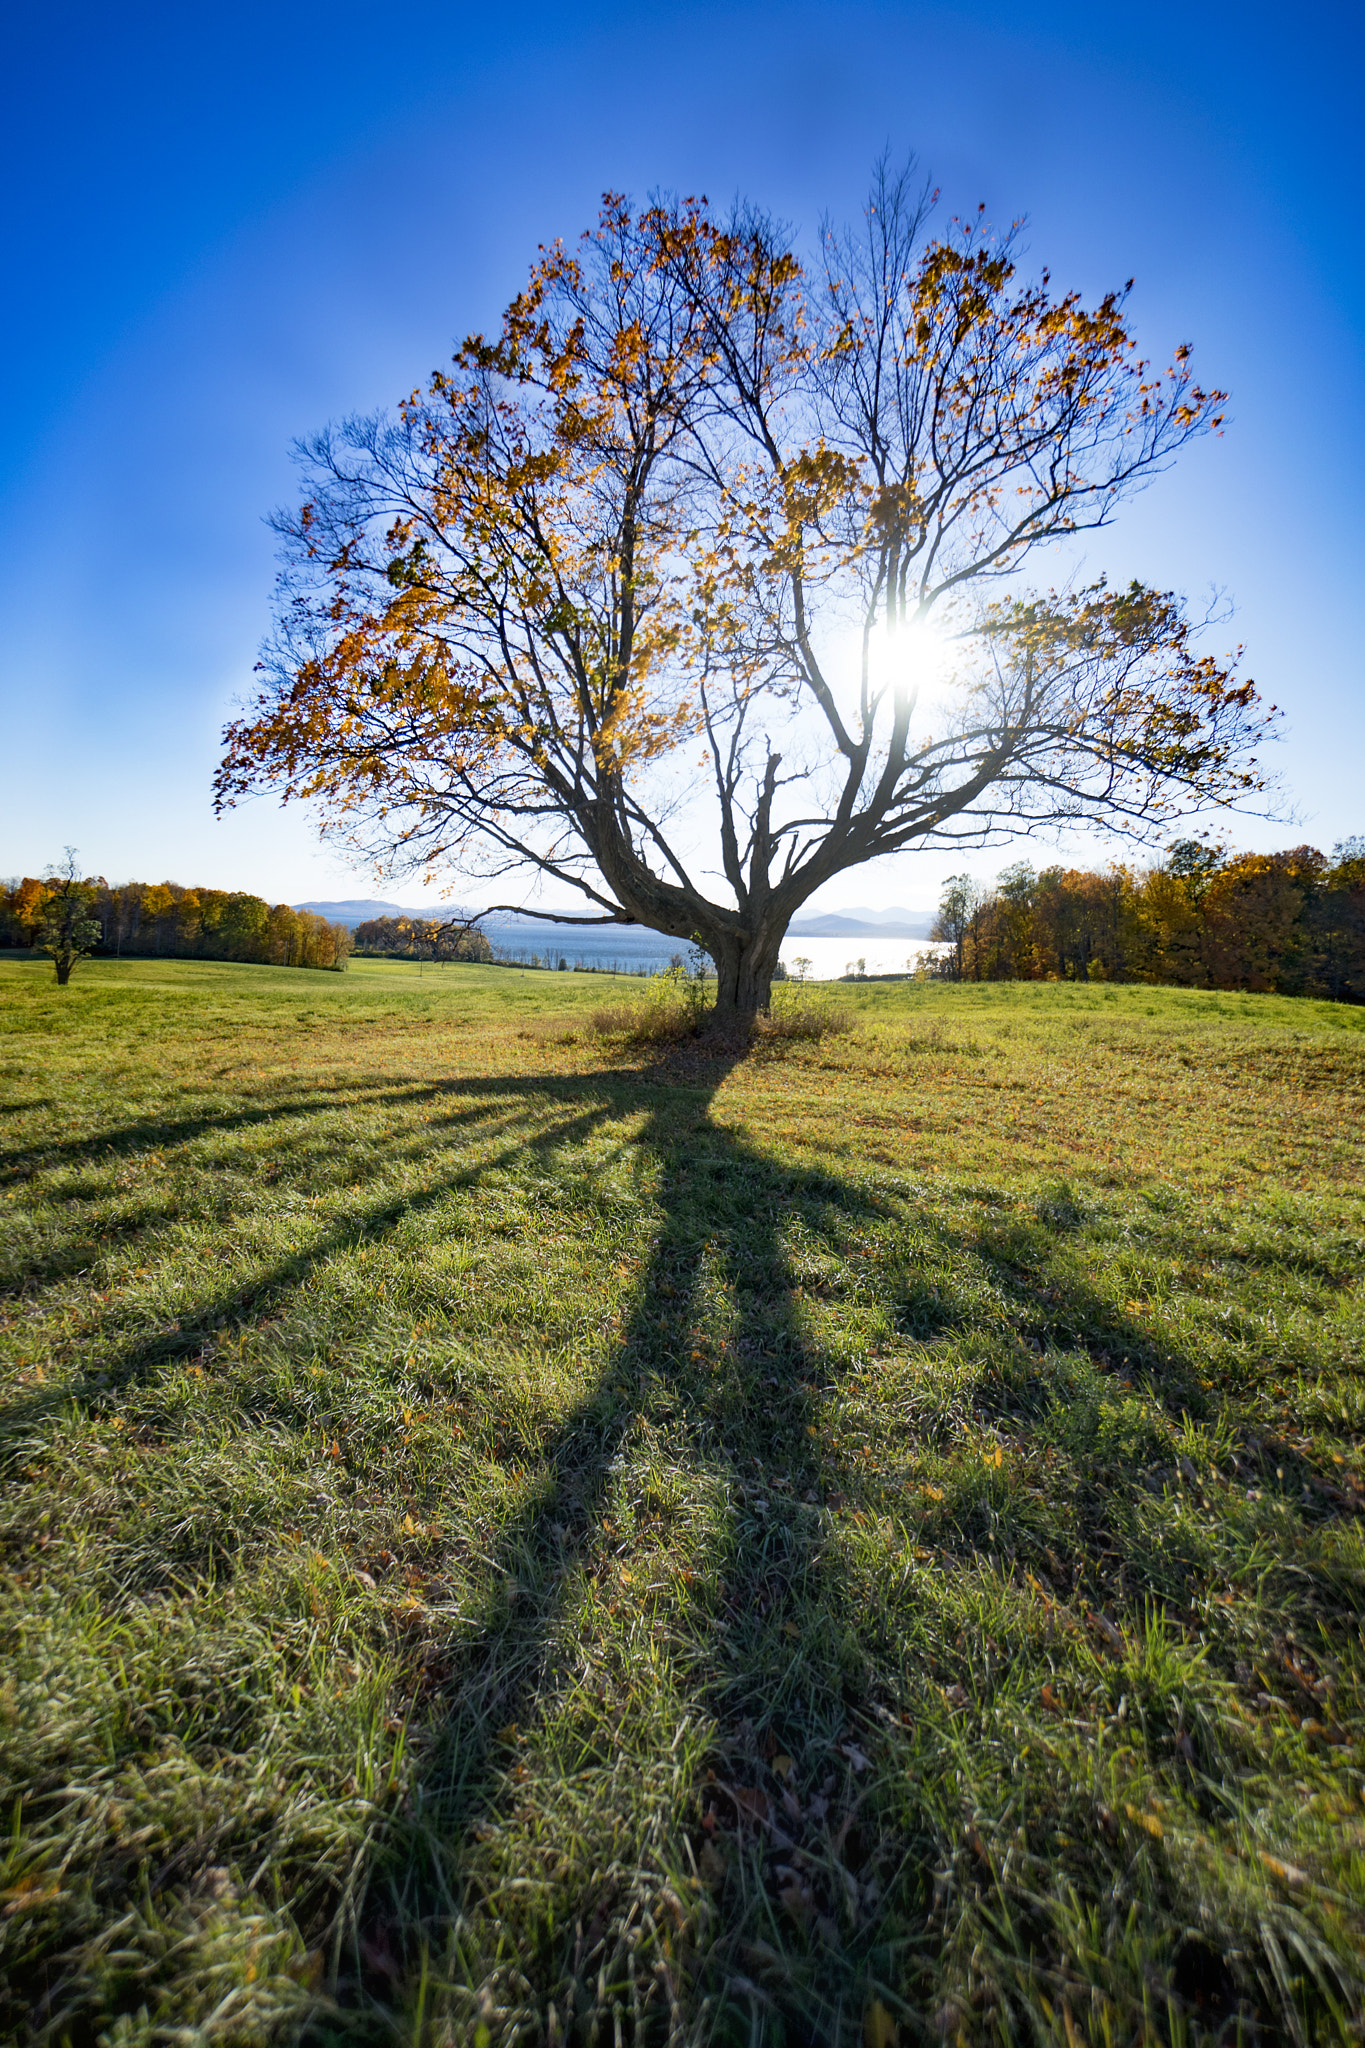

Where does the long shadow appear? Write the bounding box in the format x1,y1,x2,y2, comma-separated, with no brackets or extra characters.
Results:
0,1071,562,1185
316,1052,906,2046
314,1071,1362,2044
0,1077,392,1181
0,1068,698,1451
7,1049,1358,2044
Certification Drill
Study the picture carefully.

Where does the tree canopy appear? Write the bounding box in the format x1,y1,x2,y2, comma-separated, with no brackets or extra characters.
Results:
218,161,1273,1029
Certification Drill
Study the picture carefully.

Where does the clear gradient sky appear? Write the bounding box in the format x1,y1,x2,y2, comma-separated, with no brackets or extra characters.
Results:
2,0,1361,914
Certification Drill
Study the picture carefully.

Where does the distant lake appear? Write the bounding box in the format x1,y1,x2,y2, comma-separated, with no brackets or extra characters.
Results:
779,934,945,980
491,925,944,980
492,926,691,974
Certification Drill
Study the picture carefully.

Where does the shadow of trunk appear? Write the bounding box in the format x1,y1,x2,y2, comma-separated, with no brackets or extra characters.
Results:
336,1045,892,2042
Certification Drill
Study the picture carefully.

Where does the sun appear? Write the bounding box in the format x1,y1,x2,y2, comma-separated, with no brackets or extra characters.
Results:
816,608,959,702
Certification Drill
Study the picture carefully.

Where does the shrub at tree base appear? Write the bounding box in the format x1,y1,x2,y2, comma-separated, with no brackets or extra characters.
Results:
592,969,853,1046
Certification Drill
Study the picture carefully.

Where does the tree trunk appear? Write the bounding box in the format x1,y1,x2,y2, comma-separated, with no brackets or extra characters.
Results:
703,927,783,1039
54,954,73,986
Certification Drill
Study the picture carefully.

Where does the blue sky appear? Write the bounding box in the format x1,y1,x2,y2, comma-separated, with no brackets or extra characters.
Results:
2,0,1361,912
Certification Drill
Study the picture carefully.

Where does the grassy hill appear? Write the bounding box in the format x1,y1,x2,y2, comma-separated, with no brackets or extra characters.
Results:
1,956,1362,2045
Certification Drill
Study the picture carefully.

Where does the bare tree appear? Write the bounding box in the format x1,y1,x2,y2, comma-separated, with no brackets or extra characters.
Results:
217,163,1272,1034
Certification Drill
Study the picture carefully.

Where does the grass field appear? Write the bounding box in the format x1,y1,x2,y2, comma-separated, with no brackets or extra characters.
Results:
1,954,1362,2047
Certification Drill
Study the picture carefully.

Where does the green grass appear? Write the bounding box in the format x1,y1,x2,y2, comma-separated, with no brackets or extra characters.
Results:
1,954,1362,2047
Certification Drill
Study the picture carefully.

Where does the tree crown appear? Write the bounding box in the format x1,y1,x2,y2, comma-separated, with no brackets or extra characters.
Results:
218,164,1273,1018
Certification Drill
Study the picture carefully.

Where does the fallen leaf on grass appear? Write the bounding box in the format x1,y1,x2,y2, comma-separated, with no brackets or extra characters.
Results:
1260,1852,1309,1887
2,1877,64,1914
840,1741,871,1772
1040,1683,1063,1714
732,1786,772,1827
864,1998,898,2048
777,1870,813,1926
1088,1612,1124,1653
1124,1804,1163,1840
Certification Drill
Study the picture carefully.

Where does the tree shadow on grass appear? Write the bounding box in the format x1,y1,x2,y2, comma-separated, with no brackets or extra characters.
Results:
0,1074,416,1184
4,1050,1359,2045
326,1079,1363,2046
0,1067,690,1453
324,1050,910,2045
325,1070,1363,2045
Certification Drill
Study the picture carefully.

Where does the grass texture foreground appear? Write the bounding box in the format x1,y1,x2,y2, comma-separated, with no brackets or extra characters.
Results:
1,957,1362,2047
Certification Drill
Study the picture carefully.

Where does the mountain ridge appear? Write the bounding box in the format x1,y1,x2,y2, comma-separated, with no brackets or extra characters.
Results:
295,900,936,939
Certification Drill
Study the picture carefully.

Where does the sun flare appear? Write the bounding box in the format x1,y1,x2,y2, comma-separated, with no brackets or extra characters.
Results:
817,611,959,702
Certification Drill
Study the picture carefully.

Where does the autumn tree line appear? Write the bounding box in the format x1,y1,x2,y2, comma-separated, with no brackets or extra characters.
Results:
0,871,351,973
931,839,1365,1001
351,916,493,963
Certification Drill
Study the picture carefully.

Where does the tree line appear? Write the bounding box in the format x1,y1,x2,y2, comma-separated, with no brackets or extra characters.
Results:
351,915,493,963
1,866,351,977
930,839,1365,1000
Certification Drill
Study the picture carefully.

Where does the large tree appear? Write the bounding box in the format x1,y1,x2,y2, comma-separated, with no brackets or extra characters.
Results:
218,163,1272,1032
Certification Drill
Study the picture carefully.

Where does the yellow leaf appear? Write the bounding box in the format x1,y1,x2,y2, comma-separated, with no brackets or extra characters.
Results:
1124,1803,1163,1840
773,1753,794,1780
864,1998,898,2048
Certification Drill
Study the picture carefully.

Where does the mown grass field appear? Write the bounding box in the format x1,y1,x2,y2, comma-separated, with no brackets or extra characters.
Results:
1,954,1362,2047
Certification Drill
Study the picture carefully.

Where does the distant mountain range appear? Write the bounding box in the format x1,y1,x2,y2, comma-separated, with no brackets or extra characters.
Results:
296,898,935,940
294,900,544,928
787,911,934,939
295,899,455,925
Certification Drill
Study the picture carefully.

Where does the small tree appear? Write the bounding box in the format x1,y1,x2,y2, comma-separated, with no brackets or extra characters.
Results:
397,915,437,969
1312,839,1365,1002
435,918,494,964
38,849,103,986
932,875,985,981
